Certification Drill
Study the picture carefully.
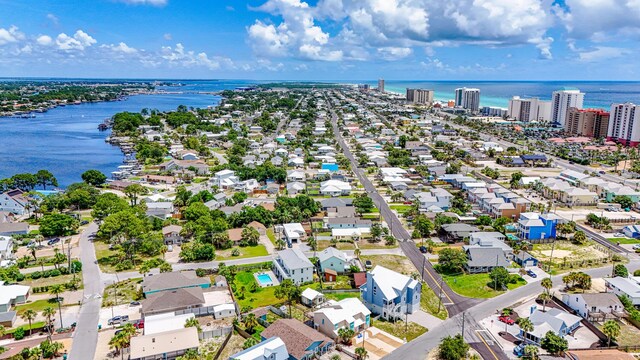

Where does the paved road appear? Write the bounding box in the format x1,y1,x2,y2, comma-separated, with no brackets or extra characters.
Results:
68,223,103,360
325,95,480,317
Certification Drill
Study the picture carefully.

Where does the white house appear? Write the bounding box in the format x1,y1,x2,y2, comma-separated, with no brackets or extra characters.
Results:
0,236,13,261
0,190,27,215
272,248,314,285
605,277,640,305
320,180,352,197
301,288,325,307
229,337,289,360
561,292,624,319
287,170,306,182
212,169,240,189
282,223,305,244
312,298,371,339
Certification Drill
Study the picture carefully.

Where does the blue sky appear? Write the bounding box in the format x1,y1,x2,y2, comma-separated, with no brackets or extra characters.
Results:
0,0,639,80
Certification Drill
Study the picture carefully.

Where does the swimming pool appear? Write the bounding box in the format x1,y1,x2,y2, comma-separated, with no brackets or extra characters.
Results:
256,273,273,286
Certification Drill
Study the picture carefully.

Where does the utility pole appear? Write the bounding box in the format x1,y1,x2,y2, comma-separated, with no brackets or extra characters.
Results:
421,256,426,281
461,312,466,338
547,236,556,272
494,254,499,290
437,277,444,313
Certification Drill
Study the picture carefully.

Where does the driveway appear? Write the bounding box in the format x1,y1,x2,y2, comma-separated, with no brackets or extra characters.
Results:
521,266,548,283
407,310,444,330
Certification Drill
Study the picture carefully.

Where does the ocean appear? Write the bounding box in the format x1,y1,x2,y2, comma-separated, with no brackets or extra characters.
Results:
1,79,639,187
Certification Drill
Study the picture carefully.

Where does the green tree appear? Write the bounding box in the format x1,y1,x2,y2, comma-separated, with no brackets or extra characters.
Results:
338,327,355,345
613,195,633,209
274,279,302,318
35,170,58,190
241,226,260,246
42,306,56,340
572,230,587,245
243,337,259,350
613,264,629,278
523,344,539,360
489,267,509,290
123,184,148,206
49,284,65,329
177,349,200,360
81,169,107,186
91,193,129,220
39,213,79,237
353,194,375,215
540,331,568,355
184,317,201,332
159,262,172,273
20,309,37,336
242,313,259,334
437,248,468,274
437,334,469,360
355,346,368,360
516,317,534,344
602,319,621,347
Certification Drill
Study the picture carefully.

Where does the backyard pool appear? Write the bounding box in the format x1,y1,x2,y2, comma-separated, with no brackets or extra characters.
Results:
256,273,274,286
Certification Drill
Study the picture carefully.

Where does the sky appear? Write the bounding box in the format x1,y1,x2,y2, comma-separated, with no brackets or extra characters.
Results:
1,0,640,80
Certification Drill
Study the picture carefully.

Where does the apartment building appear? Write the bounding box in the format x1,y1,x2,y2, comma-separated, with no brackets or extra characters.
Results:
564,108,610,138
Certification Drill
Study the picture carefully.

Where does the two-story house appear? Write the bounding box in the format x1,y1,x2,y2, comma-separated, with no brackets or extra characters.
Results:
361,266,421,320
272,248,314,285
0,189,27,215
561,293,624,320
313,298,371,339
517,212,560,241
318,247,353,274
162,225,183,245
212,169,240,189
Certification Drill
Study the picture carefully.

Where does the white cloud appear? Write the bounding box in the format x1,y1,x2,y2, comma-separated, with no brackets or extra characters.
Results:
0,26,24,46
377,46,412,60
56,30,97,51
161,43,234,70
36,35,53,46
556,0,640,40
102,42,138,54
117,0,167,6
163,33,172,40
46,14,59,26
577,46,628,62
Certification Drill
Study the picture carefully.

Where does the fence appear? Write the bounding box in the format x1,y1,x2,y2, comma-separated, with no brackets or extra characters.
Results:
199,326,233,340
268,305,289,318
212,329,233,360
551,296,609,343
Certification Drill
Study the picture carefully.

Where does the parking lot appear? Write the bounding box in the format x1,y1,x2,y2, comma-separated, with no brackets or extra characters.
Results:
98,303,142,329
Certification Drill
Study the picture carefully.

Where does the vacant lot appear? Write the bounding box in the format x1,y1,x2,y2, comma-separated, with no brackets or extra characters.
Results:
371,319,427,341
217,245,269,260
443,273,526,298
360,255,416,276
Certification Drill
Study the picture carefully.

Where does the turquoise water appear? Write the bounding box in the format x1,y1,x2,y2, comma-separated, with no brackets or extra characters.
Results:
257,273,273,286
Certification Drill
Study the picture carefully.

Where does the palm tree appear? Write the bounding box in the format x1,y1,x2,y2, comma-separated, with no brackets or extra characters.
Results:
243,313,259,334
109,331,128,360
275,238,286,251
337,327,355,345
49,284,65,328
541,278,552,294
524,344,539,360
37,258,46,272
0,325,5,338
516,317,534,344
355,346,368,360
307,237,318,252
354,248,361,260
177,349,199,360
42,307,56,340
184,317,201,333
539,292,552,312
21,309,37,336
602,320,621,347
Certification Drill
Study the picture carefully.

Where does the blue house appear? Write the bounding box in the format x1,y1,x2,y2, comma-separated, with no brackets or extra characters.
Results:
514,251,539,267
520,308,581,345
361,266,421,321
517,212,560,241
622,225,640,239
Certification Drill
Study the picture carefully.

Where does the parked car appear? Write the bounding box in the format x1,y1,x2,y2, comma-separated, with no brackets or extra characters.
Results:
526,270,537,278
498,315,515,325
419,246,428,253
107,315,129,325
133,319,144,329
47,238,60,246
130,301,140,306
365,260,373,269
513,344,525,357
632,244,640,250
167,245,173,252
80,220,89,225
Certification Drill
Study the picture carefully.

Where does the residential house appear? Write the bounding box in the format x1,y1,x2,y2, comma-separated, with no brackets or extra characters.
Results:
361,266,421,320
146,202,174,219
312,298,371,339
260,319,333,360
324,217,372,230
0,282,30,327
561,293,624,320
212,169,240,189
130,327,200,360
0,236,13,261
517,212,560,241
287,170,306,182
141,270,211,296
287,182,306,195
204,193,228,210
513,251,539,267
272,248,314,285
318,247,353,274
520,308,582,345
466,232,512,255
248,221,267,236
142,287,206,316
319,198,353,210
282,223,306,245
0,222,28,236
559,169,590,185
465,247,510,273
439,223,480,242
229,337,289,360
0,189,27,215
162,225,184,245
605,277,640,305
320,180,352,197
301,288,325,307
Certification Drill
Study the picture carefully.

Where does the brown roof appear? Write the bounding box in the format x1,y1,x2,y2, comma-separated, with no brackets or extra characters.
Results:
142,287,205,315
324,268,337,275
353,272,367,288
261,319,332,360
228,228,243,242
248,221,266,231
259,203,275,211
162,224,182,235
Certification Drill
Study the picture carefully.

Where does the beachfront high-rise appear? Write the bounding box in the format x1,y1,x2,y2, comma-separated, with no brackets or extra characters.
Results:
565,108,610,138
508,96,552,122
454,87,480,112
551,89,584,127
377,79,385,93
406,88,434,105
607,103,640,147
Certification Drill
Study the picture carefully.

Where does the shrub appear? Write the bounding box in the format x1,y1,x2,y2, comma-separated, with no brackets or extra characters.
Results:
59,266,69,275
13,327,25,340
232,248,240,257
115,260,133,271
634,269,640,277
30,271,42,279
195,268,207,277
49,269,61,277
42,271,51,278
15,273,25,281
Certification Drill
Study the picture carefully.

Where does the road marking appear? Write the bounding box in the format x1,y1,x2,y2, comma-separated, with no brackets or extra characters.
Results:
476,330,500,360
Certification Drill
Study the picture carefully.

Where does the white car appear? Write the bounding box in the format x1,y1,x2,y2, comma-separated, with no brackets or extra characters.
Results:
632,244,640,250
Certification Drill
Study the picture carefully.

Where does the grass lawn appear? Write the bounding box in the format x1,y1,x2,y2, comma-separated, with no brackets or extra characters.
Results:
371,318,428,341
443,273,526,299
6,321,46,334
266,229,277,246
217,245,269,260
360,255,417,276
15,299,60,315
608,237,640,244
362,214,380,220
95,241,160,273
358,242,398,250
21,273,83,289
420,285,448,320
324,292,361,301
389,204,412,213
316,240,355,251
102,278,143,307
234,271,280,309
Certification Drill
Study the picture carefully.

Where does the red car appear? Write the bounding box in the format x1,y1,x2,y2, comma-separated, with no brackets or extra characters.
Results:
498,316,514,325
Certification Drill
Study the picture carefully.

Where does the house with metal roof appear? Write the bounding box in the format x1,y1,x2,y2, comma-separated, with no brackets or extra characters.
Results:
519,308,582,345
272,248,314,285
361,266,421,320
141,270,211,296
312,298,371,339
